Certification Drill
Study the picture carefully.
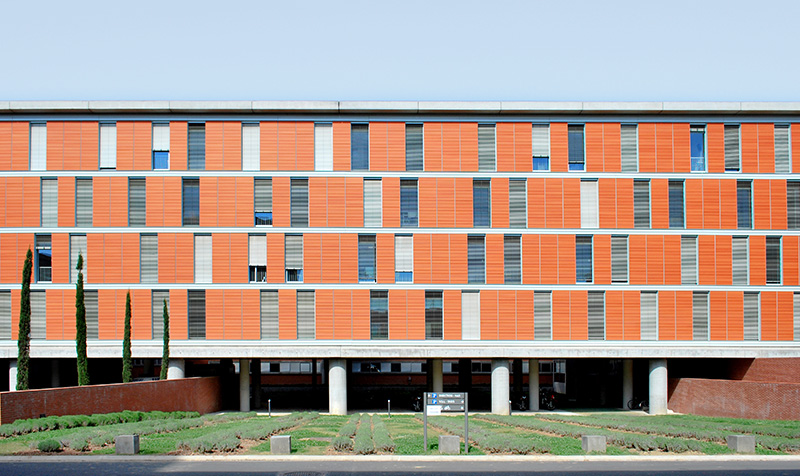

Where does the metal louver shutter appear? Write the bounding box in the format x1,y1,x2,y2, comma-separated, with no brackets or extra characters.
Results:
140,234,158,283
633,180,650,228
724,125,740,171
531,124,550,158
85,290,98,339
70,235,87,283
668,180,684,228
468,235,485,284
0,291,11,339
350,124,369,170
128,178,146,226
152,123,170,151
620,124,638,172
151,290,169,340
400,179,418,227
732,236,748,285
587,291,605,340
425,291,443,340
370,290,389,339
737,181,752,229
249,235,267,266
478,124,496,171
363,179,382,227
640,291,658,340
568,125,585,168
242,123,261,171
508,179,527,228
461,291,480,340
99,123,117,169
692,292,709,341
30,123,47,171
774,125,791,173
504,235,521,284
788,182,800,229
41,179,58,227
395,235,413,273
611,236,628,283
297,291,316,339
260,290,279,339
75,178,93,227
194,235,212,283
472,180,491,227
358,235,376,282
533,291,552,340
285,235,304,269
580,180,598,228
405,124,424,171
187,123,205,170
743,293,760,341
766,237,781,284
30,291,46,339
314,123,333,171
681,236,698,285
188,290,206,339
255,178,272,213
290,179,308,227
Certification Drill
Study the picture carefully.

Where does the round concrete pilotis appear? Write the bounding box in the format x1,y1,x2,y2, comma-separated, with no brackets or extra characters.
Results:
528,358,539,411
328,358,347,415
239,359,250,412
491,359,510,415
648,358,668,415
167,359,185,379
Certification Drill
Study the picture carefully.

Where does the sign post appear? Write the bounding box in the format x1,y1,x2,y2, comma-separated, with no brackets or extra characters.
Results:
422,392,468,454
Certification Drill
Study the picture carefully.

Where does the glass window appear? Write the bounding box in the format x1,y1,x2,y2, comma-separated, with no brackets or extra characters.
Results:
775,124,791,173
405,124,424,171
99,123,117,169
75,178,93,227
575,235,593,283
633,180,650,228
724,124,740,172
766,236,781,284
611,235,628,283
254,178,273,226
568,125,585,171
400,179,418,227
242,123,261,171
690,125,706,172
358,235,377,283
531,124,550,171
668,180,684,229
472,179,491,227
504,235,521,284
187,123,205,170
314,123,333,171
351,123,369,170
152,123,170,169
468,235,485,284
182,178,200,226
509,179,527,228
41,178,58,227
285,234,304,282
30,123,47,171
620,124,638,172
737,181,752,229
140,234,158,283
370,290,389,340
248,234,267,283
35,235,52,283
788,181,800,229
297,291,315,339
424,291,443,340
290,178,309,227
188,290,206,339
478,124,496,171
128,178,146,226
395,235,413,282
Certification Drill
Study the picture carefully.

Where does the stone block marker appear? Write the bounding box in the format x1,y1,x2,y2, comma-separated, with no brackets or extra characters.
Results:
439,435,460,454
581,435,607,453
727,435,755,454
271,435,291,455
115,435,139,455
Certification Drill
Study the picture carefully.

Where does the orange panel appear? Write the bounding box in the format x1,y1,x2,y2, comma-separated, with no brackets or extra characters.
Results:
175,234,194,283
259,121,278,170
593,235,611,284
549,123,568,172
550,290,570,340
425,122,443,171
649,179,669,229
46,122,64,170
133,121,151,171
303,233,321,283
628,234,646,285
685,179,703,229
89,233,106,283
321,235,340,283
646,236,664,285
345,177,363,227
10,122,28,170
449,234,468,284
10,289,20,339
168,289,188,340
278,289,297,340
45,290,63,340
708,291,726,341
0,123,12,170
163,177,182,226
199,177,217,227
655,123,674,172
753,179,771,229
598,179,617,228
777,292,794,341
793,124,800,173
539,235,558,284
0,179,5,227
332,122,351,171
158,233,176,283
169,122,187,170
516,290,534,340
437,178,455,227
727,291,744,341
228,234,247,284
352,289,370,340
376,234,395,284
637,123,656,172
760,292,777,341
326,178,345,227
458,123,479,171
527,179,545,228
369,122,388,171
544,179,563,228
498,290,516,340
205,289,224,339
443,290,462,340
703,179,720,229
697,235,716,285
663,235,682,285
741,124,759,173
564,178,583,229
486,234,504,284
496,123,515,172
315,289,334,340
480,290,499,340
622,291,640,340
771,180,787,229
658,291,676,340
492,178,510,228
216,177,237,227
4,178,22,227
308,177,327,227
57,177,75,227
749,235,766,285
146,177,164,226
413,234,431,284
441,122,463,171
63,122,81,170
521,235,540,284
295,122,315,171
266,234,285,283
715,236,732,285
557,235,575,284
388,290,407,339
514,123,533,172
603,123,621,172
673,123,691,172
339,234,359,283
784,236,799,285
277,122,296,170
235,177,254,227
675,291,694,340
406,290,425,340
616,179,634,228
585,123,604,172
454,178,473,228
387,122,406,171
116,122,134,170
224,122,242,171
382,177,400,227
431,234,450,284
719,180,737,230
97,289,118,340
108,177,128,227
224,289,243,339
706,124,725,173
271,177,291,227
80,122,99,170
569,291,588,340
605,291,624,340
22,177,40,228
122,233,140,284
418,177,437,227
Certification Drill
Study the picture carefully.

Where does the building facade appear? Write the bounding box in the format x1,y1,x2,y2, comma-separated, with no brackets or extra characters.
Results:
0,101,799,414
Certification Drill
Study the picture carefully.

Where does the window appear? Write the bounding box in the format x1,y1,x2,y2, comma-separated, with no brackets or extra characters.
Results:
358,235,377,283
478,124,496,171
587,291,605,340
0,291,10,340
668,180,684,228
633,180,651,228
461,291,480,340
732,236,748,285
568,125,585,171
575,235,593,283
85,290,99,339
188,123,205,170
254,178,273,226
531,124,550,170
314,123,333,171
98,123,117,169
620,124,638,172
789,182,800,230
188,290,206,339
425,291,443,340
690,125,706,172
533,291,552,340
775,124,791,173
737,181,752,229
182,178,200,226
363,179,382,226
640,291,658,340
611,235,628,283
400,179,418,227
30,123,47,171
743,292,759,341
30,291,46,339
290,178,309,227
766,236,781,284
248,235,267,282
260,290,279,339
681,236,698,285
468,235,485,284
395,235,413,282
504,235,521,284
297,291,315,339
41,178,57,227
242,123,260,171
75,178,92,226
151,290,170,339
405,124,423,171
285,234,303,282
70,234,87,283
692,292,709,341
194,235,212,284
724,124,740,172
152,123,170,169
509,179,527,228
140,234,158,283
370,291,389,340
351,123,369,170
472,179,491,227
35,235,52,283
580,180,598,228
128,178,146,226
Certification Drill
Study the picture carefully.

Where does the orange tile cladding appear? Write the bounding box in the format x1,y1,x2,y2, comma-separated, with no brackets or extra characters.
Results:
133,121,151,171
170,122,188,170
382,177,400,227
205,289,224,339
638,123,656,172
741,124,759,173
549,123,568,172
369,122,388,171
418,177,437,228
339,234,359,284
454,178,473,228
376,234,395,284
199,177,217,227
22,177,40,228
706,124,725,172
132,289,151,340
260,122,278,170
777,292,794,341
332,122,350,171
498,290,516,340
450,234,468,284
516,290,534,340
437,178,455,227
163,177,182,226
57,177,75,227
496,123,515,172
430,234,450,284
593,235,611,285
784,236,799,285
267,234,285,283
605,291,624,340
425,122,443,171
345,177,363,227
406,290,425,340
480,290,498,340
761,292,778,341
771,180,787,229
492,178,510,228
236,177,254,227
413,234,431,284
303,233,321,283
271,177,291,227
308,178,327,227
650,179,669,229
485,234,505,284
387,122,405,171
673,123,691,172
442,290,461,340
175,234,194,283
749,235,766,285
315,289,334,340
388,290,408,339
655,123,674,173
623,291,641,340
278,289,297,340
169,289,188,340
585,123,604,172
352,289,370,340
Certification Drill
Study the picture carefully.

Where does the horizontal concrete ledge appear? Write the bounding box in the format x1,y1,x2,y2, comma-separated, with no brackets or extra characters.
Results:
3,101,800,115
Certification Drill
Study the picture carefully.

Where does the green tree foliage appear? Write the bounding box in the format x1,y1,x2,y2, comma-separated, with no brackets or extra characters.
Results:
16,249,32,390
122,291,132,383
159,299,170,380
75,253,89,386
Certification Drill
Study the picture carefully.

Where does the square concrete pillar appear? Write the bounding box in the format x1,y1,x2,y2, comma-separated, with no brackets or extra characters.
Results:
115,435,140,455
271,435,292,454
581,435,606,453
727,435,755,454
438,435,460,454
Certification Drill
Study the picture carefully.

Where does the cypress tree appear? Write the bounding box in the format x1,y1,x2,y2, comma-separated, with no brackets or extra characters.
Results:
16,249,33,390
159,299,170,380
75,253,89,386
122,291,132,383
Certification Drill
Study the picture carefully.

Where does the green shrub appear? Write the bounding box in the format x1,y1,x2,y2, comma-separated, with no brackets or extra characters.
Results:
38,439,61,452
371,415,396,452
353,415,374,454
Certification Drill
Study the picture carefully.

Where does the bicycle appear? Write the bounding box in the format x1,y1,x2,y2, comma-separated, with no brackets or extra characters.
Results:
627,398,649,412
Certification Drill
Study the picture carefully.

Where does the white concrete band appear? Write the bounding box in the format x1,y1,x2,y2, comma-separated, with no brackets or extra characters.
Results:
239,359,250,412
491,359,510,415
528,358,539,411
167,359,185,380
329,358,347,415
648,358,668,415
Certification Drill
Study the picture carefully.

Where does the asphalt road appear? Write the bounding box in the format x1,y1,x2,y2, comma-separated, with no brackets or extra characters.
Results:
1,459,800,476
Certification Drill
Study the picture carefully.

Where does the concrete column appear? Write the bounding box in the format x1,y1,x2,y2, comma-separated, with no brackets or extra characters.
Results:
622,359,633,409
491,359,510,415
648,358,668,415
50,359,60,388
528,359,539,411
239,359,250,412
8,359,17,391
252,358,262,409
329,358,347,415
431,358,443,393
167,358,185,380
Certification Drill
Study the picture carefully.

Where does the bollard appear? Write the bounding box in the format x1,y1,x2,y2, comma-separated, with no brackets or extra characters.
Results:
388,399,391,418
268,399,272,417
509,400,512,416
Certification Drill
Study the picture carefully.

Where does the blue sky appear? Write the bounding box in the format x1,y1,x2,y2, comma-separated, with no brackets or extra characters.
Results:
3,0,798,101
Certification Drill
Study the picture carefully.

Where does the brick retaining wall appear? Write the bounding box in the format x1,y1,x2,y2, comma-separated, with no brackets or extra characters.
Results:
668,377,800,420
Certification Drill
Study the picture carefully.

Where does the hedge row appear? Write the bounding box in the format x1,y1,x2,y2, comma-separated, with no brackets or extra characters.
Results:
332,413,360,451
177,412,317,453
0,410,199,438
371,415,396,452
353,415,374,454
427,416,549,454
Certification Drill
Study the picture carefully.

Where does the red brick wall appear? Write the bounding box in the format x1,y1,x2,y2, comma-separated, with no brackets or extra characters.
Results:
668,378,800,420
0,377,221,424
729,358,800,383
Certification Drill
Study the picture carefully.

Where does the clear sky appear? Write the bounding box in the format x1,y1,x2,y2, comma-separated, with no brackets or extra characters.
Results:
3,0,799,101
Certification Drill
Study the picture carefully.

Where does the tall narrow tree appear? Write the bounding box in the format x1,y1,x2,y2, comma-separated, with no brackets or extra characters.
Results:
122,291,132,383
159,299,170,380
16,249,33,390
75,253,89,386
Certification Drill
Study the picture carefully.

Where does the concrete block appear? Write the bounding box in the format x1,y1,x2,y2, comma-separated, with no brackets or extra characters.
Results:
581,435,607,453
438,435,460,454
271,435,291,455
727,435,755,454
115,435,139,455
